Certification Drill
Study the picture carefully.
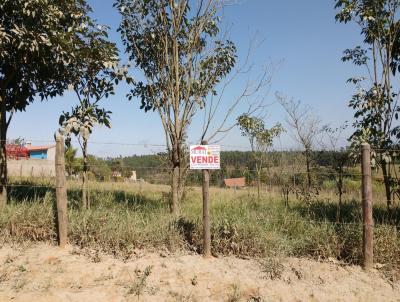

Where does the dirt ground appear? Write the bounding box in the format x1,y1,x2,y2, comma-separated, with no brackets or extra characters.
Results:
0,243,398,302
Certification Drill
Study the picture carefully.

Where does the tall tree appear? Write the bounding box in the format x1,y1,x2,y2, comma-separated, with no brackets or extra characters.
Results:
237,113,283,201
0,0,104,207
58,25,127,209
115,0,236,215
335,0,400,213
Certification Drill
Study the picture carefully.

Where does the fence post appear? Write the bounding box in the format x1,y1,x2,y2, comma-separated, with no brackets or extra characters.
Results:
361,143,373,269
201,140,211,258
55,136,68,247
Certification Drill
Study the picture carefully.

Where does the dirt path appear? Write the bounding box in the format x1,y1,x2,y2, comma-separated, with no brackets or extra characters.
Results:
0,243,398,302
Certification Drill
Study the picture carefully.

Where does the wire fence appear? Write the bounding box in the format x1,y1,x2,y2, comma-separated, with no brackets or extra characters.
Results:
3,139,400,210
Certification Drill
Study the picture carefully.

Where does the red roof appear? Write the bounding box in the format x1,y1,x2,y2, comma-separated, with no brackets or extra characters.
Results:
192,146,206,151
224,177,246,188
25,145,55,151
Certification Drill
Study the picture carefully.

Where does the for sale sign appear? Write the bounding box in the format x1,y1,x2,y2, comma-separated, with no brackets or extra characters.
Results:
190,145,220,170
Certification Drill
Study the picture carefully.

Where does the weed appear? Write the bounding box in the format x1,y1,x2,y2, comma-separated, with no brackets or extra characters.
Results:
13,278,27,292
227,283,242,302
168,290,196,302
0,269,9,282
190,274,198,286
4,254,16,264
0,180,399,272
126,265,153,299
259,257,284,280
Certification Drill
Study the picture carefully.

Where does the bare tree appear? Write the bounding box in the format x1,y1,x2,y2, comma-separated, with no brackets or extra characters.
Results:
320,123,350,222
277,95,322,197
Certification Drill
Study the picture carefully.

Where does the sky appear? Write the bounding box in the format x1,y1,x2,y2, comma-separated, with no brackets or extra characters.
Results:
8,0,364,157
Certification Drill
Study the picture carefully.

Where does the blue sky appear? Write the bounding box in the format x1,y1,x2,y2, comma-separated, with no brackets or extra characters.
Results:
8,0,363,157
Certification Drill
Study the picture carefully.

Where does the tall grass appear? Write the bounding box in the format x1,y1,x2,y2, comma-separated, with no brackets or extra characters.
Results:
0,181,399,270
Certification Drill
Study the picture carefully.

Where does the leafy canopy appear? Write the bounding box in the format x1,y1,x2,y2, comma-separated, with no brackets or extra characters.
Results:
115,0,237,118
237,114,284,152
335,0,400,148
0,0,106,113
58,22,130,144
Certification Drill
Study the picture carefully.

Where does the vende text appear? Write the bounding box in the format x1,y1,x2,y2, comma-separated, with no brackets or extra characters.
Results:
191,156,219,164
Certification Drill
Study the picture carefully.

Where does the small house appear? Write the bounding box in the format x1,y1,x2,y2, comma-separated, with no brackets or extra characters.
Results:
25,144,56,160
224,177,246,189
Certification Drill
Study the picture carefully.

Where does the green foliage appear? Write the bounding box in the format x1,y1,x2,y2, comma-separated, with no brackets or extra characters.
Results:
58,19,130,143
115,0,238,211
237,114,284,152
335,0,400,148
0,0,101,112
87,155,112,181
64,145,82,176
336,0,400,210
115,0,237,112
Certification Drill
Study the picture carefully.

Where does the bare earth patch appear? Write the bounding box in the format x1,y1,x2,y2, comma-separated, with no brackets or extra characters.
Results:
0,243,398,302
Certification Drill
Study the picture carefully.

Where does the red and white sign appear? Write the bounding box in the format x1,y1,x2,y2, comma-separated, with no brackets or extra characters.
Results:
190,145,220,170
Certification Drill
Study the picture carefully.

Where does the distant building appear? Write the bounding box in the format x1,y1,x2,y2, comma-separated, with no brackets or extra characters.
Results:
112,170,122,178
130,170,137,181
224,177,246,188
25,144,56,160
6,142,56,177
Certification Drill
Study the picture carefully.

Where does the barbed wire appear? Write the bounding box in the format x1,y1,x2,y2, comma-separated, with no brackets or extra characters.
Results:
7,165,368,177
1,138,340,152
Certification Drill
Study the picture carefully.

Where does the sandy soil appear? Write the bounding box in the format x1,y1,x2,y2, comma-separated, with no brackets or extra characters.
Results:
0,243,398,302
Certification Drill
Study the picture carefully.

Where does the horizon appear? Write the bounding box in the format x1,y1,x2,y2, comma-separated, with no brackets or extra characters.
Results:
8,0,366,157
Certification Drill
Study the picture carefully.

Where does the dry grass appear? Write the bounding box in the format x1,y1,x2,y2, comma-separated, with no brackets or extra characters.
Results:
0,179,399,275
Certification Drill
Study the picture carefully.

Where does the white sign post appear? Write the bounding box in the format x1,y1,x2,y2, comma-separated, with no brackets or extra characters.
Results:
189,145,220,170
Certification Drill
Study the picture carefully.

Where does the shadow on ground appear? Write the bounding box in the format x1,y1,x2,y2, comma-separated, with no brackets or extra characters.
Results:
7,181,167,211
291,199,400,226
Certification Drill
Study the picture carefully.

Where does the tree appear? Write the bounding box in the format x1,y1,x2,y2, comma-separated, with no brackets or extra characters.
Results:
320,123,350,222
277,95,322,200
335,0,400,214
60,102,112,208
237,113,283,202
115,0,237,215
58,21,130,209
0,0,104,207
64,145,82,176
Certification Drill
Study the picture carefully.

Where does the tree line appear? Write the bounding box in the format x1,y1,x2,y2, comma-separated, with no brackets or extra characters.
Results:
2,0,400,221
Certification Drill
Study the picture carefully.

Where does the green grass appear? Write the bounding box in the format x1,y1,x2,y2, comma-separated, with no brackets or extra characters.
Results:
0,180,399,272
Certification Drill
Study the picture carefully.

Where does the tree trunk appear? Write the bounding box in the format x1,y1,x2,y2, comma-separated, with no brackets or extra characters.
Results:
257,169,261,202
82,139,89,209
305,149,312,190
336,167,343,223
170,141,183,216
171,163,180,216
0,98,7,208
381,160,392,216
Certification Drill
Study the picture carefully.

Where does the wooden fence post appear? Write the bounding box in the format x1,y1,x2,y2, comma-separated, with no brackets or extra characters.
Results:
201,140,211,258
55,136,68,247
361,143,373,269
